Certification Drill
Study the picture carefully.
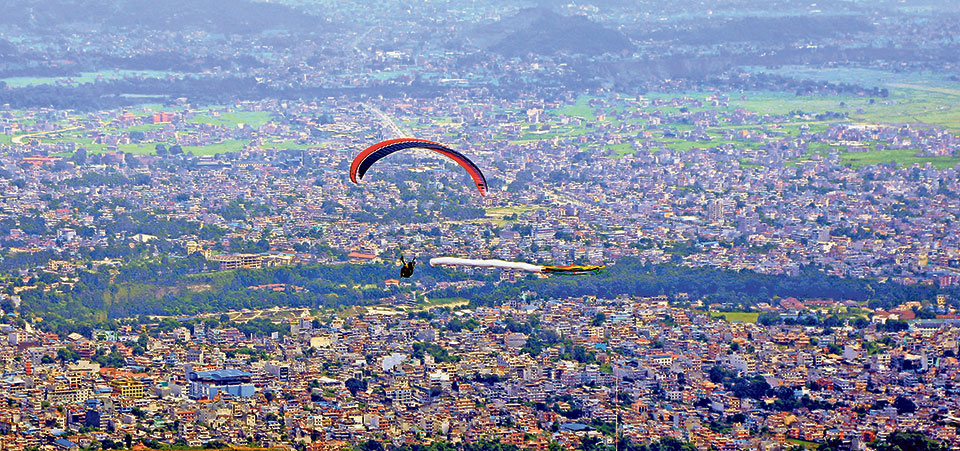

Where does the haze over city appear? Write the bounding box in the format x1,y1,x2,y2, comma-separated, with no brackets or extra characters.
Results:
0,1,959,450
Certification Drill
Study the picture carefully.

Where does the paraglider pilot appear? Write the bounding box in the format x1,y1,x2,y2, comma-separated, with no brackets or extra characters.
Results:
400,254,417,278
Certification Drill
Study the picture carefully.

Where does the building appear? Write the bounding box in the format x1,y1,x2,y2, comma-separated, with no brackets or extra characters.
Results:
264,363,291,381
208,252,294,270
209,253,264,270
187,369,255,400
708,199,724,223
152,112,174,123
110,378,145,399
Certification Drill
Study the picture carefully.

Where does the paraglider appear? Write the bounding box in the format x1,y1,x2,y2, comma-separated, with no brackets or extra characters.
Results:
429,257,605,275
399,254,417,278
350,138,488,196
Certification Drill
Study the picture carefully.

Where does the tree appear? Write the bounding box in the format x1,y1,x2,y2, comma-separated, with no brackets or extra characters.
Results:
872,431,946,451
591,312,606,327
71,148,88,166
124,152,140,168
345,377,367,396
580,437,605,451
652,438,696,451
817,438,845,451
57,348,80,363
893,395,916,414
0,297,15,313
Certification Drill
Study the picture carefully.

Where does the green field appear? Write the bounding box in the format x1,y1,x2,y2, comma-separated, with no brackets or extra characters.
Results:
739,158,761,169
95,143,159,154
557,96,598,121
0,69,174,88
501,77,960,159
728,91,864,116
709,312,760,323
62,139,249,156
260,140,307,151
840,148,960,169
733,66,960,133
753,66,960,92
511,131,563,143
183,140,249,156
786,439,820,450
124,123,168,132
188,111,274,128
855,89,960,132
0,134,12,145
485,205,541,219
420,297,470,309
606,142,633,156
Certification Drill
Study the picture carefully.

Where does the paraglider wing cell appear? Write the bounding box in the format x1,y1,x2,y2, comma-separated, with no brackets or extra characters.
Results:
541,264,607,275
429,257,544,272
350,138,487,195
430,257,606,275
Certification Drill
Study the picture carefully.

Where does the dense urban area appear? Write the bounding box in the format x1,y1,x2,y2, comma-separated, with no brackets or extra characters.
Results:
1,0,960,450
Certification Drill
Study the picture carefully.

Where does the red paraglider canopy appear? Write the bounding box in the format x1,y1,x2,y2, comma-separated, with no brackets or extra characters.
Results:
349,138,488,196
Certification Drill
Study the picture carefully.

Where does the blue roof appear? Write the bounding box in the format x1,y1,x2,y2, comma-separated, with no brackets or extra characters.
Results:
560,423,590,432
54,438,77,448
194,369,252,380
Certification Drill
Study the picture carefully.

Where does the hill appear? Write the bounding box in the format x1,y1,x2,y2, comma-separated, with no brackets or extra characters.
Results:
639,15,873,46
471,8,633,57
0,0,325,34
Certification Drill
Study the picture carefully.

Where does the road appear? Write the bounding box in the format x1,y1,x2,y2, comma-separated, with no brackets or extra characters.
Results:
11,125,81,144
351,26,377,57
362,102,409,138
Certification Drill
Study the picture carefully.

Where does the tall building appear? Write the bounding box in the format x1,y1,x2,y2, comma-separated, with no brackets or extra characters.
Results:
708,199,724,223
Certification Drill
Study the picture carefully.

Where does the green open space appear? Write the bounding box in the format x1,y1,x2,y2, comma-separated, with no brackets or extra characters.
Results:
0,69,175,88
188,111,274,128
183,140,249,156
752,65,960,92
0,134,12,145
260,140,307,151
840,148,960,170
556,96,598,121
728,91,859,116
663,139,726,152
786,439,820,450
739,159,761,169
728,69,960,132
419,297,470,309
807,142,844,156
485,205,542,220
605,142,633,156
124,123,168,132
56,138,249,156
511,131,563,143
851,89,960,131
709,311,760,323
95,143,160,155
